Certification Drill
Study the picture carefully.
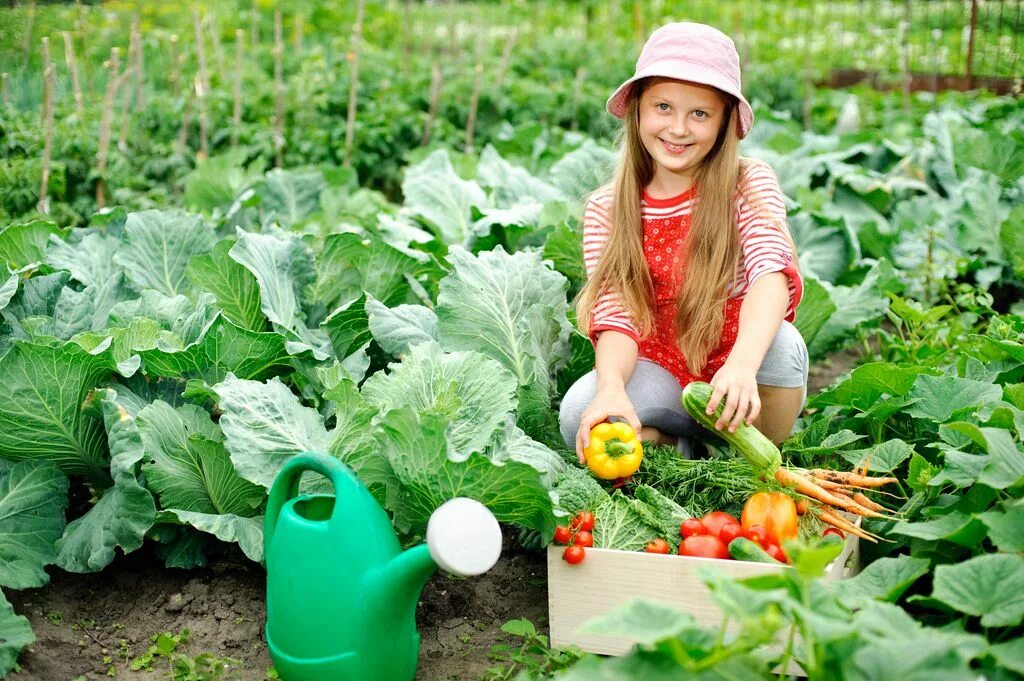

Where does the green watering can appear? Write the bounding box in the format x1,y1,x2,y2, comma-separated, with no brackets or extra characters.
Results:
264,451,502,681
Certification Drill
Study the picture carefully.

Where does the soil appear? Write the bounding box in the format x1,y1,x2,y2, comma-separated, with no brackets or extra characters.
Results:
7,533,549,681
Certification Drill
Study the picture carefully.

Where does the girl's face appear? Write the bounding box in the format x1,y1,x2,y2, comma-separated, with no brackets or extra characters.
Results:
637,78,727,193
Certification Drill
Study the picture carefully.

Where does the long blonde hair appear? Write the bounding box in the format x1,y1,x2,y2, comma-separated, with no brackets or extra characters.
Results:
576,78,794,374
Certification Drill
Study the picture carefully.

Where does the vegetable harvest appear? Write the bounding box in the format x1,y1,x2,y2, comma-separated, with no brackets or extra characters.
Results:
584,421,644,480
682,382,899,542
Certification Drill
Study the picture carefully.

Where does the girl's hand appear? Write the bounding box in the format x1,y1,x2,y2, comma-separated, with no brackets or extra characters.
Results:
576,387,642,465
705,361,760,433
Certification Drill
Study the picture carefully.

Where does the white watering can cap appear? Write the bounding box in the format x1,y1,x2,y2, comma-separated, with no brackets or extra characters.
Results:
426,497,502,577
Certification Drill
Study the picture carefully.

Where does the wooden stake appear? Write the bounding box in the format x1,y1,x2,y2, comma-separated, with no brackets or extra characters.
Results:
273,9,285,167
38,41,56,214
210,14,225,76
570,66,586,131
232,29,244,147
75,0,89,84
168,34,181,97
96,48,122,209
901,0,911,112
118,64,134,152
420,59,442,145
294,12,304,52
343,0,366,168
464,62,483,154
495,28,517,89
195,72,209,160
1,73,9,108
193,9,210,94
250,0,259,53
966,0,979,89
62,31,84,115
22,0,37,67
633,0,644,47
177,85,194,156
132,15,144,110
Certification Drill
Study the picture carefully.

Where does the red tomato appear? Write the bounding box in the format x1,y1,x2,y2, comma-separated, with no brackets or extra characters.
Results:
718,523,744,545
573,530,594,547
678,535,730,560
553,525,572,544
571,511,596,532
744,525,771,549
563,545,585,564
766,544,789,564
823,527,845,540
701,511,740,539
644,538,671,554
679,518,706,538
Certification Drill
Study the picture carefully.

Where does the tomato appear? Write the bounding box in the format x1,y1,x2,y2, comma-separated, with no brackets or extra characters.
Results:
678,535,730,560
701,511,740,539
645,538,671,554
563,545,586,564
823,527,845,540
571,511,596,532
553,525,572,544
573,530,594,547
718,522,744,545
766,544,789,564
743,525,770,549
680,518,706,538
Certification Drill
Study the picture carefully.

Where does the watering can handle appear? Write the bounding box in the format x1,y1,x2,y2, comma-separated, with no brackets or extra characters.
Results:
264,451,348,553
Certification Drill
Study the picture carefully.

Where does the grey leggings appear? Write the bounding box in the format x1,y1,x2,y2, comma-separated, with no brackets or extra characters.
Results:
558,321,809,453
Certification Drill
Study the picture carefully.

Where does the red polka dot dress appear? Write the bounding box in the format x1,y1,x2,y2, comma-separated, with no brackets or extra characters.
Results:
582,160,803,388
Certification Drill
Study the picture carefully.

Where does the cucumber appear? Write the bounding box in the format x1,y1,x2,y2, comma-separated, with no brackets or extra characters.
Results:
680,382,782,474
728,537,781,564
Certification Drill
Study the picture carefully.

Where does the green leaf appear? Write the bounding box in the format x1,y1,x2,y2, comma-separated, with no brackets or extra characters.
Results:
255,168,326,227
114,210,217,296
592,492,661,553
0,275,17,312
905,375,1003,423
477,145,567,207
213,375,331,489
890,511,988,546
0,461,68,589
976,503,1024,553
929,449,987,489
402,149,487,245
312,233,419,312
161,510,264,563
576,599,699,647
362,341,517,460
376,408,554,537
46,232,123,289
55,388,157,572
546,139,615,201
931,553,1024,627
810,362,931,411
186,240,265,331
794,276,837,351
0,220,62,270
841,439,915,474
1001,205,1024,277
807,259,893,356
0,341,114,482
183,149,264,213
989,638,1024,676
787,536,845,580
229,229,317,335
907,452,937,493
0,588,34,677
941,424,1024,489
323,379,397,504
365,296,438,358
437,246,570,394
833,555,930,606
138,401,264,516
320,293,373,360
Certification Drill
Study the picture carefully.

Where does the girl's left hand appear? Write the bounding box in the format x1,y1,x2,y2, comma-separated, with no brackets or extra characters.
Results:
705,361,760,433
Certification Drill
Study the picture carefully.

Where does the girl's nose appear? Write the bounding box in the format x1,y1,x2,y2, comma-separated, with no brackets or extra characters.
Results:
668,115,689,137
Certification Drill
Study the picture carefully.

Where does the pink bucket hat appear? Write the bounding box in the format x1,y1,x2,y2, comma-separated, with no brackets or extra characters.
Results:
606,22,754,139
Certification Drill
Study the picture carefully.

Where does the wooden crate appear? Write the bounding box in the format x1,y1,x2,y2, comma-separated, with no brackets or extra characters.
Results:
547,532,859,657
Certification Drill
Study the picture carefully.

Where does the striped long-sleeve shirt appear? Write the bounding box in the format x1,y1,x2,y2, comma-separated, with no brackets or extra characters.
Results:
584,159,803,387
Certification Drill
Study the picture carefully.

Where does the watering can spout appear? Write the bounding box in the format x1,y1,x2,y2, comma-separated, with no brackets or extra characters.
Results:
369,544,437,617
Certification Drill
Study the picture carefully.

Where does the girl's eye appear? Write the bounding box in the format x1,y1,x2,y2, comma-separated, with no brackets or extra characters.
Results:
657,103,670,111
693,110,708,119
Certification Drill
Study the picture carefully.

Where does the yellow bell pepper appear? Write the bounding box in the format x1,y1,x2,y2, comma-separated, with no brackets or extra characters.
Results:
585,421,643,480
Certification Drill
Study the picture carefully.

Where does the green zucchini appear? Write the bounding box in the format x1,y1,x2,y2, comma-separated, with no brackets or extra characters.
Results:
727,537,781,564
680,381,782,474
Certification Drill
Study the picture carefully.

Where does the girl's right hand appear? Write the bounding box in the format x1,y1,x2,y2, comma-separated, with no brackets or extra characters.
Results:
576,387,642,465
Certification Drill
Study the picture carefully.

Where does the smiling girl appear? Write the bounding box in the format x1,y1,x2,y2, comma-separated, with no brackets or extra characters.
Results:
559,22,808,464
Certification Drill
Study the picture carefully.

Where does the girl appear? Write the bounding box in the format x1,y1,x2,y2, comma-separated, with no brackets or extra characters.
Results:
559,22,808,463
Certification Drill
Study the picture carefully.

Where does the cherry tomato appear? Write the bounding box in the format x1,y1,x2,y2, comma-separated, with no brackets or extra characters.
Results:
573,530,594,547
562,545,586,564
766,544,789,564
701,511,740,539
679,518,706,538
678,535,730,560
571,511,595,532
644,538,671,554
553,525,572,544
823,527,845,540
743,525,771,549
718,522,744,545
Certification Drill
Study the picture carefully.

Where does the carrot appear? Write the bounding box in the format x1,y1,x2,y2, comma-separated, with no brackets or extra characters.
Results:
852,492,887,514
807,469,898,487
816,507,882,543
774,468,889,519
